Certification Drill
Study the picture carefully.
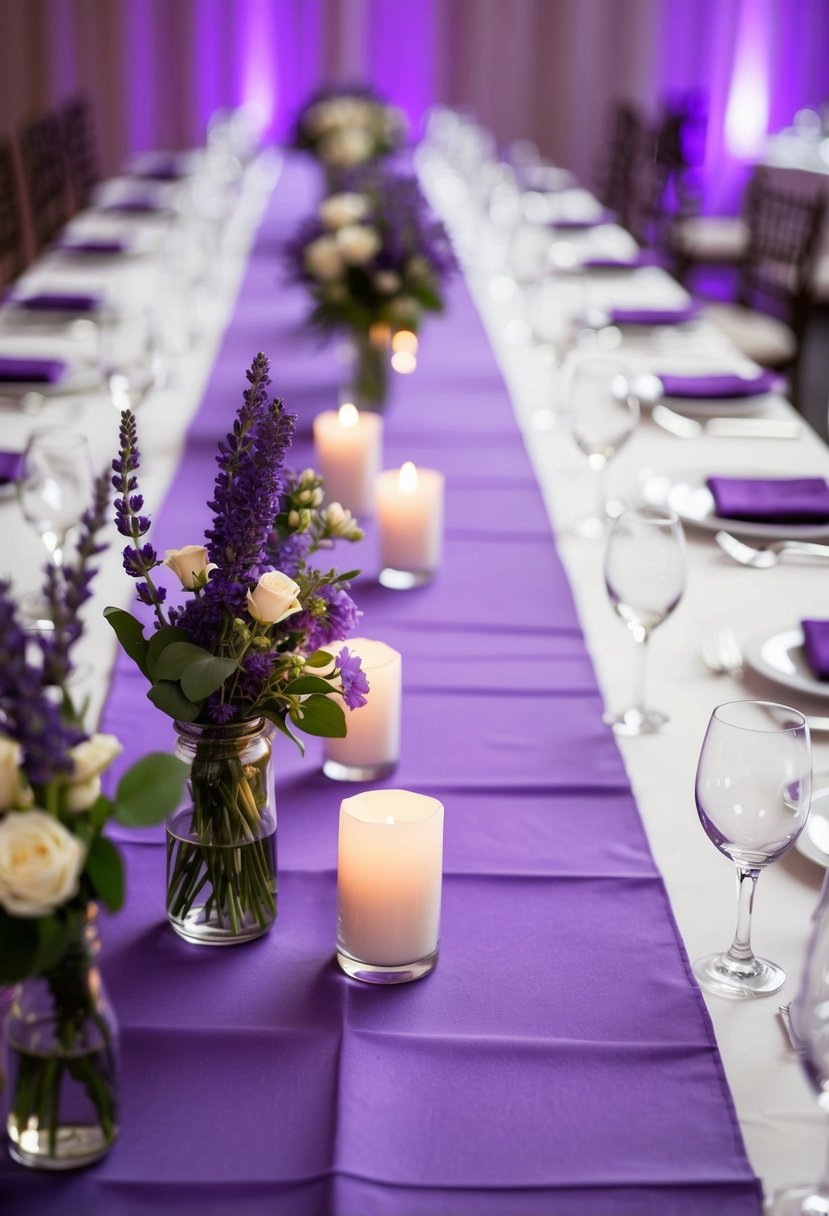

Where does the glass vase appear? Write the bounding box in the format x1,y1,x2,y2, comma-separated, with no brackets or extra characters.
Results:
347,328,390,412
166,717,276,946
5,907,119,1170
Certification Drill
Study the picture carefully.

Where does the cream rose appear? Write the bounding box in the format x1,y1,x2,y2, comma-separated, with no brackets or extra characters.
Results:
163,545,214,590
0,810,85,917
304,234,344,282
65,734,123,813
246,571,302,625
319,192,370,230
0,736,29,813
374,269,401,295
336,224,381,267
320,127,374,168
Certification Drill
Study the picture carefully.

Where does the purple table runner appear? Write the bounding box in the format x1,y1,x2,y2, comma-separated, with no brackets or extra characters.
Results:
1,157,761,1215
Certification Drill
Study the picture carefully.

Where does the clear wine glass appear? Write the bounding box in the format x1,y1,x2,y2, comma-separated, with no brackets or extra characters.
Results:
694,700,811,999
569,356,639,537
98,303,164,410
604,507,685,736
18,428,93,568
769,874,829,1214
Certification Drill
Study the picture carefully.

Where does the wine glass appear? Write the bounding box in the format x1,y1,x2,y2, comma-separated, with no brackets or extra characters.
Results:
569,356,639,537
694,700,811,999
97,303,164,410
769,875,829,1214
604,507,685,736
18,429,94,624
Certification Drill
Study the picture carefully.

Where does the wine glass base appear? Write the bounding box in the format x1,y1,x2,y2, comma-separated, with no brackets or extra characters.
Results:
766,1185,829,1215
693,952,785,999
572,515,607,540
604,706,669,737
19,592,55,633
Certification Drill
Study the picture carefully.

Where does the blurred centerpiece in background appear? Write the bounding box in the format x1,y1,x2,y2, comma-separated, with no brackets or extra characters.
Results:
290,83,407,188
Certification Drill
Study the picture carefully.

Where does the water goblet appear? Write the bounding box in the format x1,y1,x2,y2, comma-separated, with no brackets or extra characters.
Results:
604,506,685,736
569,355,639,537
693,700,811,999
98,303,163,410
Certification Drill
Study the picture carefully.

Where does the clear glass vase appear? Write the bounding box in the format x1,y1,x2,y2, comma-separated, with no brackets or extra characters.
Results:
348,328,390,411
166,717,276,946
5,907,119,1170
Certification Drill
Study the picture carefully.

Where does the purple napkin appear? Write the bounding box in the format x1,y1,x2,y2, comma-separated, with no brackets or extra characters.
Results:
610,303,700,326
101,199,164,214
658,369,782,398
582,251,656,270
130,155,186,181
0,356,67,383
59,238,129,255
0,450,22,484
552,209,617,230
707,476,829,523
803,620,829,680
13,292,102,313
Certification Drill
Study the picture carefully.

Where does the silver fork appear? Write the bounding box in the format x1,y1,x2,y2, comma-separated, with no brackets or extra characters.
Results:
700,625,743,675
715,530,829,569
651,404,801,441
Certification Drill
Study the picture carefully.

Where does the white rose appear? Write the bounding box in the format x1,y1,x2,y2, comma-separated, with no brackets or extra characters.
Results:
304,234,344,282
163,544,214,590
336,224,381,267
389,295,421,324
319,192,370,230
320,127,374,168
0,810,85,917
64,734,123,813
0,736,30,813
246,571,302,625
326,502,357,536
374,269,401,295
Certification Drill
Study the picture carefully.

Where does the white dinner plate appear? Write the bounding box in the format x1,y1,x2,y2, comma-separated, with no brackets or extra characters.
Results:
640,470,829,541
744,624,829,701
796,782,829,867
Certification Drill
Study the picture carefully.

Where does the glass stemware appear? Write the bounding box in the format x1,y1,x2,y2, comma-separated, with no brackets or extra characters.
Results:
97,304,164,410
568,356,639,537
769,875,829,1214
694,700,811,999
18,428,93,569
604,506,685,736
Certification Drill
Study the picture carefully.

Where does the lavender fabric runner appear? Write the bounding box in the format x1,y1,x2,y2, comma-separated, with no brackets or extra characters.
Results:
0,157,761,1215
707,476,829,523
802,620,829,680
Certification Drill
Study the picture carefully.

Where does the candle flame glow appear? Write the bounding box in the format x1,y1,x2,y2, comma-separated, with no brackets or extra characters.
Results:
399,461,418,494
338,402,359,428
391,351,417,375
386,815,395,825
392,330,418,355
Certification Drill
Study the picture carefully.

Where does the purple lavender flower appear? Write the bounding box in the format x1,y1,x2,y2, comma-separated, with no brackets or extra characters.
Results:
337,646,369,710
290,582,360,653
112,410,166,625
0,581,80,787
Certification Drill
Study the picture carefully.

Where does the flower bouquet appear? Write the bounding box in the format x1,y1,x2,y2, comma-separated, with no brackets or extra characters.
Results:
105,353,367,945
0,476,187,1170
285,173,455,408
291,83,407,180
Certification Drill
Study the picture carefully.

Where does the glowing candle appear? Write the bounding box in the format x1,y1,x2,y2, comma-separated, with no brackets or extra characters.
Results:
312,402,383,517
375,462,444,588
323,638,401,782
337,788,444,983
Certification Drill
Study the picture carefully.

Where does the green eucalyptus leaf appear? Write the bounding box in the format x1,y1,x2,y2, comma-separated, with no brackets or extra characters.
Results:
155,641,213,680
304,650,335,669
0,912,39,983
283,675,337,696
114,753,189,827
290,694,346,738
147,680,202,722
104,607,148,676
146,626,191,682
155,642,237,701
85,837,124,913
334,570,360,583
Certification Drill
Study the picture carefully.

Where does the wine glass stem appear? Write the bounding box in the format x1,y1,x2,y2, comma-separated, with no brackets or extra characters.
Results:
630,629,650,714
593,460,608,525
726,867,760,967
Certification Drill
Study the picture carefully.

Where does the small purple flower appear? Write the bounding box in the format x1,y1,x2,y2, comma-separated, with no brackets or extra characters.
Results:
337,646,369,710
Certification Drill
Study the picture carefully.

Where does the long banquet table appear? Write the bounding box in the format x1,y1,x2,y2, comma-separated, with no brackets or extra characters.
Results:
2,145,828,1212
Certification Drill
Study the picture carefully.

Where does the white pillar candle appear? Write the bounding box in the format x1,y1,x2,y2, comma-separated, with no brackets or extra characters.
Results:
313,402,383,517
337,789,444,982
323,638,401,781
376,462,444,588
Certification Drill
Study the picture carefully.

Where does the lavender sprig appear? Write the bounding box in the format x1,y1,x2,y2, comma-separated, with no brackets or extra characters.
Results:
112,410,167,625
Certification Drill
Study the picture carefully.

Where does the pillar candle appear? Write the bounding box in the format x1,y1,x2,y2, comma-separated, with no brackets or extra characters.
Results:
324,638,401,781
313,402,383,517
337,789,444,981
376,462,444,584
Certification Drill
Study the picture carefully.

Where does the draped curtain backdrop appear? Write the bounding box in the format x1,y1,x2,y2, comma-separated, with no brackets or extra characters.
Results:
0,0,828,212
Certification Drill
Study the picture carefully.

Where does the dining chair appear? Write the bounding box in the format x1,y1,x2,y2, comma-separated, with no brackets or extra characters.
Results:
17,110,71,252
61,94,100,211
631,98,704,251
0,135,27,285
704,169,826,408
595,100,642,233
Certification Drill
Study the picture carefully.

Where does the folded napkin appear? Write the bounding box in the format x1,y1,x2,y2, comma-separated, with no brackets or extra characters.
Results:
130,156,185,181
102,199,164,214
582,251,657,270
59,238,129,255
0,450,23,484
610,303,700,326
707,476,829,523
552,210,616,230
658,369,782,399
13,291,102,313
802,619,829,680
0,356,68,383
